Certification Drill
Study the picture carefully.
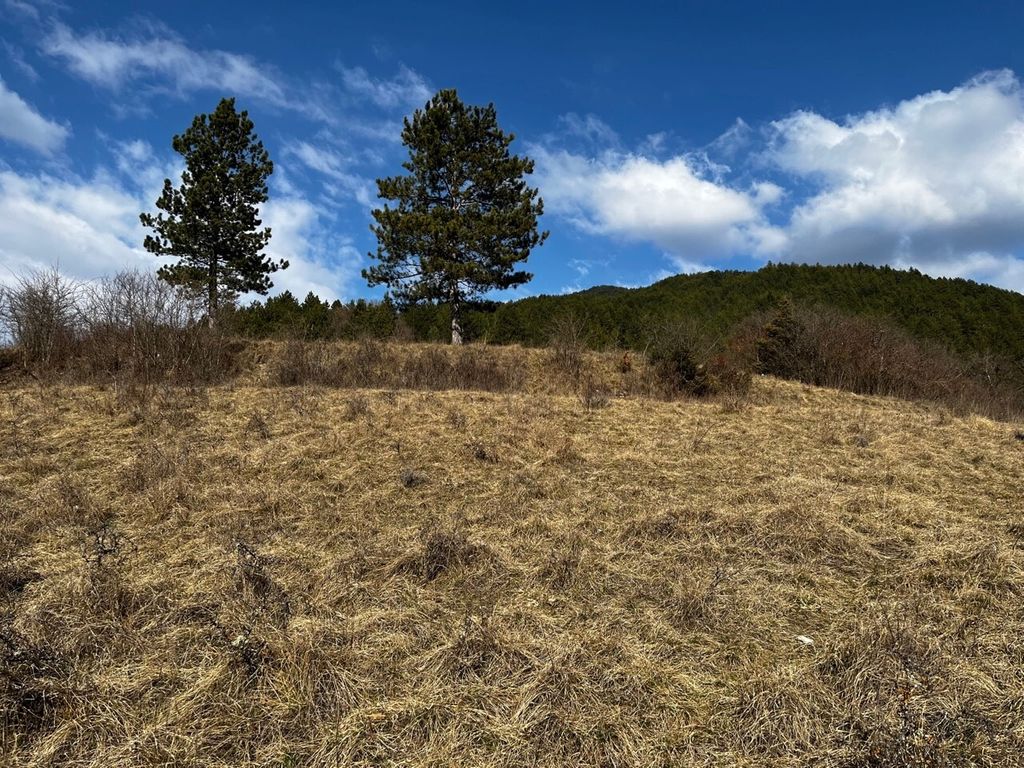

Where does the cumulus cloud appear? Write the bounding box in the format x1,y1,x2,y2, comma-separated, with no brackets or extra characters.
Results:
767,70,1024,290
532,146,786,269
0,170,149,281
0,77,68,154
0,147,361,301
261,197,363,301
41,22,303,113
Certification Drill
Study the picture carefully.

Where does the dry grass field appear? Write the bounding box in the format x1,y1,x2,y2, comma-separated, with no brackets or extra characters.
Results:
2,348,1023,766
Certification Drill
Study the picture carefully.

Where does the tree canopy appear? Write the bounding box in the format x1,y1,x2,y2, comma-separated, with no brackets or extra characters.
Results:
364,89,547,343
229,263,1024,365
140,97,285,327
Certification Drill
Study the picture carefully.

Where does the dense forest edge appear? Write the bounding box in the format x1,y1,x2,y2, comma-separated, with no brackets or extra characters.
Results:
223,262,1024,361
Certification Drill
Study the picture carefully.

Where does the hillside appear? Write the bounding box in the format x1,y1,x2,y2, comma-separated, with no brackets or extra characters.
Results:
2,357,1023,765
474,264,1024,358
227,264,1024,363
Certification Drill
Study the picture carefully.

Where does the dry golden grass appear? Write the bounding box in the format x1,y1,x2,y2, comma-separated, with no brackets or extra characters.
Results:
2,354,1023,766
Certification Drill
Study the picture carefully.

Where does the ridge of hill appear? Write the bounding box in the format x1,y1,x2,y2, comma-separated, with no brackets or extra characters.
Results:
473,263,1024,358
225,264,1024,363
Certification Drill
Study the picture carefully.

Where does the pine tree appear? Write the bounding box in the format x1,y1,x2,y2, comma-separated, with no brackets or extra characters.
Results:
364,89,547,344
140,98,285,328
756,297,803,377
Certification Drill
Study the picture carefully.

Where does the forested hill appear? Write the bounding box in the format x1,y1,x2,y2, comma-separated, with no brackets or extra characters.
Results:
471,263,1024,359
228,263,1024,361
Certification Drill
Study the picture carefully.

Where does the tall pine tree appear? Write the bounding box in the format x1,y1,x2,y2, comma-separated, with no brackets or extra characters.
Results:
140,98,285,327
365,89,547,344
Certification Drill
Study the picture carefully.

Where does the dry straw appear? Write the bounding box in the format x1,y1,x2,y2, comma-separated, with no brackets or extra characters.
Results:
1,358,1023,765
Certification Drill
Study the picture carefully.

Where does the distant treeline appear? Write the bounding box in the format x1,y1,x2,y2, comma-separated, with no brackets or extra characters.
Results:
2,265,1022,419
224,263,1024,362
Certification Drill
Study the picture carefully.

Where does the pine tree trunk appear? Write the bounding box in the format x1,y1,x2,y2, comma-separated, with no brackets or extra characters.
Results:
450,296,463,345
207,257,218,329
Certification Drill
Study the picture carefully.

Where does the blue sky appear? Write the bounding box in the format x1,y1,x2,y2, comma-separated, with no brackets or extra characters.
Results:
3,1,1024,301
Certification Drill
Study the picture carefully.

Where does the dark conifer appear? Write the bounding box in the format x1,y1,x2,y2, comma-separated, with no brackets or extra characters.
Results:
364,89,547,343
141,98,284,327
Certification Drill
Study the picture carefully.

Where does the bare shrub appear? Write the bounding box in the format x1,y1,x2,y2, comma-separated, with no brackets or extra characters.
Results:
445,613,503,679
0,268,81,370
80,522,135,570
273,338,312,386
749,303,1024,420
392,521,484,582
343,394,370,421
549,313,589,381
80,521,137,614
349,337,389,385
1,268,236,385
268,339,523,392
467,439,499,463
669,567,727,628
540,535,585,590
80,270,202,381
451,345,523,391
578,373,610,411
232,541,290,630
0,625,71,736
447,407,468,431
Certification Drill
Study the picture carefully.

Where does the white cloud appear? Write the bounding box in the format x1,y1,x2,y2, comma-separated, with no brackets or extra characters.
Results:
262,197,362,301
568,258,591,276
707,118,753,159
0,77,68,154
532,146,786,269
284,141,376,207
0,149,360,301
3,0,44,20
2,41,40,81
0,170,149,281
767,69,1024,291
42,22,300,112
556,113,619,146
338,64,431,109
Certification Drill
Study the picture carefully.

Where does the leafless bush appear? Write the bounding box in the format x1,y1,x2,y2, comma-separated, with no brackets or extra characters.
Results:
343,394,371,421
232,541,290,630
447,408,468,431
540,534,585,590
578,374,610,411
245,412,271,439
450,345,521,391
467,439,499,463
749,304,1024,420
1,268,236,385
0,268,81,369
82,270,234,385
549,313,589,381
391,520,484,583
0,625,71,736
400,468,427,488
273,338,313,386
670,567,728,628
